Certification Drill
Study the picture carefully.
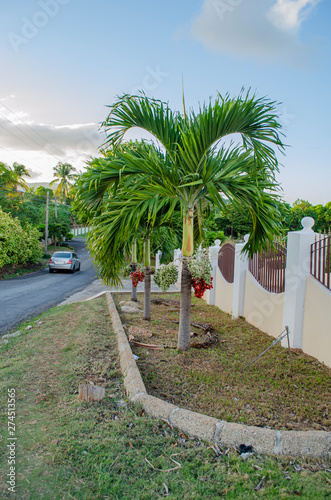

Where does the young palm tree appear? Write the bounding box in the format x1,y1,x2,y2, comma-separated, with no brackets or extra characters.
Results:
78,91,285,350
75,162,182,319
50,162,77,204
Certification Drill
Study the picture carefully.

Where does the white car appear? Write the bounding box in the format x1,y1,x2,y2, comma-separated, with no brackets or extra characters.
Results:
49,251,81,273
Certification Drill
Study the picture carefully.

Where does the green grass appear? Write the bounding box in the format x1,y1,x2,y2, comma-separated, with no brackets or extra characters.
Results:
46,243,74,253
0,298,330,499
74,233,88,239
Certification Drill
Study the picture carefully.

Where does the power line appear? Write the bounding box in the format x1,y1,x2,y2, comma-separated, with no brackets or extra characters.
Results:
0,184,71,207
0,144,43,173
0,101,66,160
0,110,47,151
0,184,49,200
0,122,40,152
0,112,65,166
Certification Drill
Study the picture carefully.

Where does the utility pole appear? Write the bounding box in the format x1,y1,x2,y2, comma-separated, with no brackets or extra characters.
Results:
45,191,49,252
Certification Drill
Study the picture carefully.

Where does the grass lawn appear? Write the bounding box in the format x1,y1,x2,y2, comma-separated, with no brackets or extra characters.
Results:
74,233,88,239
0,296,330,499
114,292,331,432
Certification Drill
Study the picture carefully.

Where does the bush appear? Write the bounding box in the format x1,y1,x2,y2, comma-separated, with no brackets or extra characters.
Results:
0,209,43,269
204,230,225,247
66,233,74,240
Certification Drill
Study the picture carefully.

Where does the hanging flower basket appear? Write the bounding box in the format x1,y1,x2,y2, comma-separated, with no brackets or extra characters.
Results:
130,267,145,287
153,263,178,292
187,249,213,298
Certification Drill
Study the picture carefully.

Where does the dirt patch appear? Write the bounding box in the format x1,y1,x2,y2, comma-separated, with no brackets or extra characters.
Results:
114,292,331,432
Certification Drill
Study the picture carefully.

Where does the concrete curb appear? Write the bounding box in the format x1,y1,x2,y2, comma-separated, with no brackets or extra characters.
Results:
106,292,331,458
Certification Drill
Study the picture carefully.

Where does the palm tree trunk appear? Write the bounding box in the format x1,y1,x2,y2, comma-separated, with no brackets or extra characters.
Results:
177,258,192,351
131,239,138,302
177,208,194,351
143,238,151,320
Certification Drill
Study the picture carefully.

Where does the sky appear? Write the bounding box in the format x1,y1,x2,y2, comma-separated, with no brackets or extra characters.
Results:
0,0,330,204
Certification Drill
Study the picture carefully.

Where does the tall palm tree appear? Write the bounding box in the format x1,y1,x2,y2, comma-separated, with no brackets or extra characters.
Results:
77,91,285,350
50,162,77,204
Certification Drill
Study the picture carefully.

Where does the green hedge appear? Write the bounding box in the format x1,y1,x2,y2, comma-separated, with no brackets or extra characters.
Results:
0,209,43,269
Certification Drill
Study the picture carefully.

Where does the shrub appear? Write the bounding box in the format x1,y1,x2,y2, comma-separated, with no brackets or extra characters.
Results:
0,209,43,269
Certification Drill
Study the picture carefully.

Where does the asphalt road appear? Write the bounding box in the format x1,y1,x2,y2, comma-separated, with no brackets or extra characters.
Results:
0,238,98,334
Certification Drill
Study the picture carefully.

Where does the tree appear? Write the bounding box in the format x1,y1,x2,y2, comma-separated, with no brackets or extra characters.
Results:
77,91,285,351
0,162,30,191
35,186,54,197
204,203,253,238
50,162,77,204
75,155,182,319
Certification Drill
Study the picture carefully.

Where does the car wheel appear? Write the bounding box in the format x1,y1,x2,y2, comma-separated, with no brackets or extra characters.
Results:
49,268,54,273
77,264,81,272
69,267,74,274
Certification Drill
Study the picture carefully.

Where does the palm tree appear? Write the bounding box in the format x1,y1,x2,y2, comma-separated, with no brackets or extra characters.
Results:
0,162,30,191
50,162,77,204
77,91,285,350
75,161,182,320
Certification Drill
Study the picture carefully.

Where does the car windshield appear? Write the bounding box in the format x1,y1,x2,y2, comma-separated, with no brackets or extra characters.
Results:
53,253,71,258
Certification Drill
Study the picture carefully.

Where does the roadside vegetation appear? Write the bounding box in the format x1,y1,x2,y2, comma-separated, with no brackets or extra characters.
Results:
0,161,81,279
0,208,43,273
0,297,330,499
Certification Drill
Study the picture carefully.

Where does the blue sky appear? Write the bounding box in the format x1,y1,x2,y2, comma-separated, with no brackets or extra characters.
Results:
0,0,330,204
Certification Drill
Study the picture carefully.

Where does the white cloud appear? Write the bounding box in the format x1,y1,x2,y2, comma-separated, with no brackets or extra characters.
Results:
268,0,321,31
189,0,321,65
0,102,106,180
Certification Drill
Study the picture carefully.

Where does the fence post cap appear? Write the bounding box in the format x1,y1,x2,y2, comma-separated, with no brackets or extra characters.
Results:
300,217,315,232
244,234,250,243
214,239,221,247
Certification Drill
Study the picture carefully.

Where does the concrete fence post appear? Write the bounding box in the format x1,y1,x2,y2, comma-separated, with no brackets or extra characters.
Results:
282,217,316,348
155,250,162,270
232,234,249,318
174,248,182,287
206,239,221,305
